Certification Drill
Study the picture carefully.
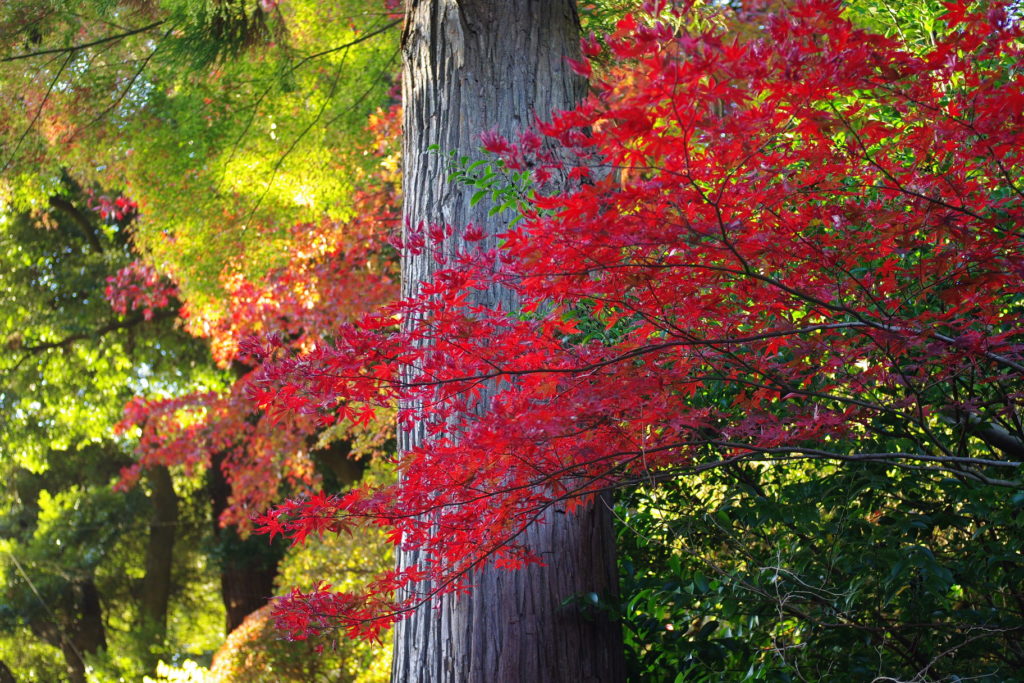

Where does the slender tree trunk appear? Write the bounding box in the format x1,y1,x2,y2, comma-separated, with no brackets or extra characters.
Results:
29,579,105,683
139,465,177,668
209,450,283,633
395,2,625,681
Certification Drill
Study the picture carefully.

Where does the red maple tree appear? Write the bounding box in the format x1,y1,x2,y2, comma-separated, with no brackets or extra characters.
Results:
241,0,1021,642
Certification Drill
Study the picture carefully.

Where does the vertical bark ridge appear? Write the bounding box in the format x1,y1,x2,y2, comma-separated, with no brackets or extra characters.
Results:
396,2,625,680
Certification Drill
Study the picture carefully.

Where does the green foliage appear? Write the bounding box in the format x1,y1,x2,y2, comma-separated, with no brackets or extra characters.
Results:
0,635,66,683
0,180,224,680
1,484,143,625
161,0,282,68
124,4,399,314
0,178,220,471
0,0,400,321
617,463,1024,681
844,0,949,53
1,3,403,676
441,148,534,222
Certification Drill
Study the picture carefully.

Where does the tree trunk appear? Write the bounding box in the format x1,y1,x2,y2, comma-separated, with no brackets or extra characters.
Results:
139,465,177,668
395,2,625,681
209,450,284,633
217,558,279,634
29,579,105,683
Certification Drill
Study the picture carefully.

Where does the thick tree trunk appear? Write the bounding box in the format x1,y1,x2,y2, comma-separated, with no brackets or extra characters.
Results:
139,465,177,667
395,2,625,681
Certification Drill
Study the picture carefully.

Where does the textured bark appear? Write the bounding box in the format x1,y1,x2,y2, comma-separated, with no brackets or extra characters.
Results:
139,465,177,657
395,2,625,681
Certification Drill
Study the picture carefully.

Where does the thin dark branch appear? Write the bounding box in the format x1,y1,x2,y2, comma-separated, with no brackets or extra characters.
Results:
82,28,170,130
0,21,165,63
9,308,178,373
215,18,401,194
293,18,401,65
1,51,73,173
827,101,987,223
397,322,871,388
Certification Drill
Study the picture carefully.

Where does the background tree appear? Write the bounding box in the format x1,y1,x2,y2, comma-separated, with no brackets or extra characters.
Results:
1,0,403,678
0,177,221,680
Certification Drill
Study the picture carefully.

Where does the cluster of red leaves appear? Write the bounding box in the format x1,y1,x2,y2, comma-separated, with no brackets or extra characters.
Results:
114,379,318,529
115,106,401,530
114,391,223,489
250,0,1024,641
87,192,139,223
200,209,397,367
105,260,178,321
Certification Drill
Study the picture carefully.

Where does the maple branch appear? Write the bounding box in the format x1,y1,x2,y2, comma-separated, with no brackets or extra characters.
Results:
618,444,1022,489
495,255,1024,375
1,51,73,173
874,82,1024,204
397,322,873,388
267,427,1022,641
705,264,1024,375
395,322,1024,391
368,441,1022,629
940,411,1024,460
0,21,165,63
706,443,1020,470
827,102,988,224
341,436,1023,527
